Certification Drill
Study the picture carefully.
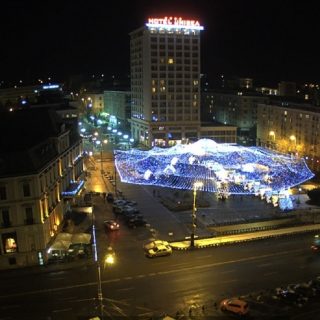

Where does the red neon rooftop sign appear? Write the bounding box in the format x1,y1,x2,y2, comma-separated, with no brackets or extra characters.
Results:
146,16,204,30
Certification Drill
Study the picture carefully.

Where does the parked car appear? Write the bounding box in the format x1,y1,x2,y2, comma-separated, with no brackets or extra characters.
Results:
121,205,140,215
146,244,172,258
220,298,249,316
308,276,320,293
67,243,91,258
126,200,137,206
103,220,120,231
113,205,124,214
113,199,128,207
84,193,92,205
274,287,306,306
106,192,114,203
126,216,147,228
143,240,169,251
287,283,316,300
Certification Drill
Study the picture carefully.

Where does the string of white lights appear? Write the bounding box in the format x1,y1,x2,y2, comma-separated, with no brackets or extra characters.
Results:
115,139,314,195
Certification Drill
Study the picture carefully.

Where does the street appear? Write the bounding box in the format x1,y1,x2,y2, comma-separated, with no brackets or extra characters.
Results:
0,156,319,319
0,232,320,319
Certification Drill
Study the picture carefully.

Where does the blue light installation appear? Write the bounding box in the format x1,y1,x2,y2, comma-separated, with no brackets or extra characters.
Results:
115,139,314,195
61,180,85,197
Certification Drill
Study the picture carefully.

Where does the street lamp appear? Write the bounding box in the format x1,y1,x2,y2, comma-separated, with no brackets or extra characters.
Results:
269,131,275,149
99,139,108,173
114,151,117,195
92,218,115,318
290,135,297,154
190,181,203,248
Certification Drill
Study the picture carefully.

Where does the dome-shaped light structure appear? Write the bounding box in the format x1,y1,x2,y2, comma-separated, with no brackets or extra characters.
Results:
114,139,314,194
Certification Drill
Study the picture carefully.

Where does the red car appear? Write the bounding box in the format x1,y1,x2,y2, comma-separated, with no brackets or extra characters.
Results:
103,220,120,231
311,244,320,252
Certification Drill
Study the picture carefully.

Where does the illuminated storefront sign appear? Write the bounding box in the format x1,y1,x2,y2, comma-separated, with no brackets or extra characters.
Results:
146,16,204,30
42,84,59,90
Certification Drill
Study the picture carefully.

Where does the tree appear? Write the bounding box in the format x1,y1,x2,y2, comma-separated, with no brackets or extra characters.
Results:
307,188,320,204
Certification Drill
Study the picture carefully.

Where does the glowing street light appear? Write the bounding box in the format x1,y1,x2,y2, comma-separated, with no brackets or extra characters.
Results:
99,139,108,173
269,131,276,149
269,131,275,141
290,135,296,143
190,181,203,248
290,135,297,154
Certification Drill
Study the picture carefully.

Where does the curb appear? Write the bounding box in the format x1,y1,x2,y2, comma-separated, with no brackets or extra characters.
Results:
169,226,320,251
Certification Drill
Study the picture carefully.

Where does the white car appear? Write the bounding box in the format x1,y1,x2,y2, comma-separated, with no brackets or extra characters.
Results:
143,240,169,251
146,244,172,258
220,298,249,315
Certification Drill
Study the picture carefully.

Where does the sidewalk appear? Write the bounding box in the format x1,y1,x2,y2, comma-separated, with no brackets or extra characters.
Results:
170,223,320,250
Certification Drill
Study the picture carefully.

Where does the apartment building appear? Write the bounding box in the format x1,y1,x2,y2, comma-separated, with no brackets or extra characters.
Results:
257,100,320,172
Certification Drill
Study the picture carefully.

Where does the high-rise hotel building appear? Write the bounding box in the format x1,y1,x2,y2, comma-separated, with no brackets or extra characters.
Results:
129,17,204,147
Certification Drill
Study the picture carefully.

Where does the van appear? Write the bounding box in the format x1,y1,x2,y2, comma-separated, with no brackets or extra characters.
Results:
220,298,249,315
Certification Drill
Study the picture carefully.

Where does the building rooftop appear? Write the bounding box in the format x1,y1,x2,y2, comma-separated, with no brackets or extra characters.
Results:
267,97,320,113
0,108,63,177
201,121,236,128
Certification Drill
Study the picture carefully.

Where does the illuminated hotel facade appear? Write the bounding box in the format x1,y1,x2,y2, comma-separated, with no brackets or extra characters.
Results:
129,17,204,147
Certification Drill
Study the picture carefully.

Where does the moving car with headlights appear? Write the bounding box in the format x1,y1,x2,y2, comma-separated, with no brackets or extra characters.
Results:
220,298,249,315
311,234,320,252
145,244,172,258
103,220,120,231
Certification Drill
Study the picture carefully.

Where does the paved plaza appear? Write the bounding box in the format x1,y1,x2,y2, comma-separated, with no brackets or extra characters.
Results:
90,156,320,242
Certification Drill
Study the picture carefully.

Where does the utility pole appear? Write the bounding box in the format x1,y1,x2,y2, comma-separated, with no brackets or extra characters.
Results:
114,151,117,195
190,181,203,248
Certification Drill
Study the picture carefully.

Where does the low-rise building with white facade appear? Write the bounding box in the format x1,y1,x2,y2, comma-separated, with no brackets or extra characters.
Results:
0,108,84,269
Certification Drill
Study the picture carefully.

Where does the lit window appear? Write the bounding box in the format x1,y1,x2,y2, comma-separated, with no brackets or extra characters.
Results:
152,87,156,93
168,58,174,64
2,233,18,253
193,80,198,86
160,86,166,92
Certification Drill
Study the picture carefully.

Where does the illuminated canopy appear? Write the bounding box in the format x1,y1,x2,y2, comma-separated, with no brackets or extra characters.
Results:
115,139,314,194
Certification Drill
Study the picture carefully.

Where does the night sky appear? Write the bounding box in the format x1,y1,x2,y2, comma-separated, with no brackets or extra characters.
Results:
1,0,320,85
